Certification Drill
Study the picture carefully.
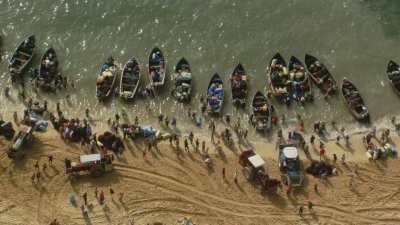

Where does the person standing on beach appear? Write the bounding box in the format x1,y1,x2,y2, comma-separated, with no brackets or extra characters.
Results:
189,132,194,144
99,190,105,204
298,205,304,217
171,117,177,127
195,138,199,152
184,139,189,152
341,153,346,164
308,201,314,212
201,140,206,153
310,135,315,146
333,153,337,163
209,120,216,143
222,167,226,179
48,155,53,165
319,146,326,161
82,192,88,205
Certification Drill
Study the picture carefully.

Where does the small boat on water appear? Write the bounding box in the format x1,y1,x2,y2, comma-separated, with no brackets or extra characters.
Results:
341,78,369,122
96,57,118,100
148,47,166,87
9,35,35,82
36,47,61,92
305,54,337,97
266,53,291,104
251,91,273,132
172,57,192,102
288,56,313,103
119,57,140,100
387,60,400,95
230,63,248,107
207,73,224,114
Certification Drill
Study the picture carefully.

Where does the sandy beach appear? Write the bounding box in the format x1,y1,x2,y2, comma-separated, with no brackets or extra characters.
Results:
0,112,399,225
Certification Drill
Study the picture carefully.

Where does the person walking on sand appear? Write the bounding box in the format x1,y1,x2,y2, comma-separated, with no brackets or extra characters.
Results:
48,155,53,165
319,146,326,161
310,135,315,146
169,135,173,146
201,140,206,153
308,201,314,212
42,163,47,172
34,160,39,170
298,205,304,217
341,153,346,164
222,167,226,179
99,190,105,204
195,138,199,152
109,187,114,197
345,135,350,147
333,153,337,163
299,119,305,132
314,184,318,193
184,139,189,152
336,135,341,144
175,137,180,149
171,117,177,127
189,132,194,144
82,192,88,205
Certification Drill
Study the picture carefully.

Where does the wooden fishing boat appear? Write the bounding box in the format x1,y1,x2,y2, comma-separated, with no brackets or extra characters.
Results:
9,35,35,82
341,78,369,122
231,63,248,107
148,47,166,87
251,91,273,132
207,73,224,114
305,54,337,97
96,57,118,100
172,57,192,102
36,47,60,92
288,56,313,103
387,60,400,95
266,53,291,104
119,57,140,100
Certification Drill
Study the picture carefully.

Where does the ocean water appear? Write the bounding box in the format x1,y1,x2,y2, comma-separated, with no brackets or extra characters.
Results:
1,0,400,137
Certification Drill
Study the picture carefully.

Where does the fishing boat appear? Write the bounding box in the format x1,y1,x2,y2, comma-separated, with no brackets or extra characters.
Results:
288,56,313,103
119,57,140,100
387,60,400,95
230,63,248,107
148,47,166,87
251,91,273,132
305,54,337,97
172,57,192,102
96,57,118,100
36,47,60,92
341,78,369,122
207,73,224,114
8,35,35,82
266,53,291,104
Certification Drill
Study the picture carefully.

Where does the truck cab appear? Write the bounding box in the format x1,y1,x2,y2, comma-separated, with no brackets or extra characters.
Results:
278,144,304,186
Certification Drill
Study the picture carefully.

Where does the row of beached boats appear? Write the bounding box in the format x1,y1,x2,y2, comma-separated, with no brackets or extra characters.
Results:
8,35,64,92
7,35,400,126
